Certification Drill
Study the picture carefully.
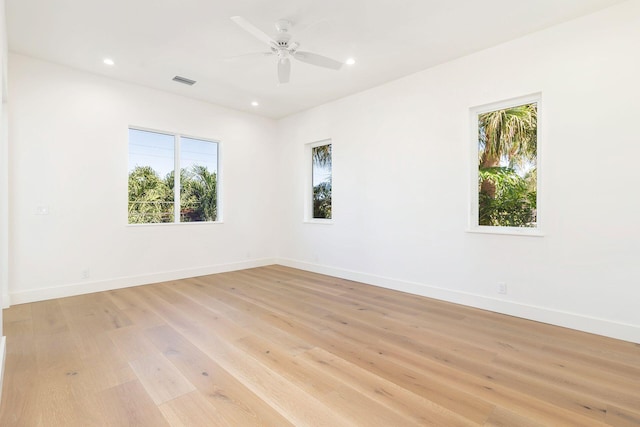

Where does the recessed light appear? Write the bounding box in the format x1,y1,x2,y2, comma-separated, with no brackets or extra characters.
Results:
251,101,259,107
345,58,356,65
103,58,115,66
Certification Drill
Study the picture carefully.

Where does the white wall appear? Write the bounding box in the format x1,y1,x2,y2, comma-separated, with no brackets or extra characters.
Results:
0,0,8,399
6,2,640,343
276,1,640,343
8,54,279,303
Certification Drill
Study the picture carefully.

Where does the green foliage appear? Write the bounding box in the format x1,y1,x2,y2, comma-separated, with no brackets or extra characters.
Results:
479,167,536,227
181,165,217,222
128,166,173,223
478,103,537,168
313,181,332,219
312,143,332,219
128,165,217,223
477,102,538,227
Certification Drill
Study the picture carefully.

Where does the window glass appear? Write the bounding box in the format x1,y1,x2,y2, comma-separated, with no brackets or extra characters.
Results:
312,143,332,219
477,102,538,228
128,129,219,224
180,137,218,222
128,129,175,223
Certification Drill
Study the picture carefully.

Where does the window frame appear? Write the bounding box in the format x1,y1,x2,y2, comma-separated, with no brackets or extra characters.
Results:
468,93,543,237
127,126,222,226
304,139,333,224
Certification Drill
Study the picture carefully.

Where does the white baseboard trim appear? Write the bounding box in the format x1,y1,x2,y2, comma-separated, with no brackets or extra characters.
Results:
277,258,640,344
6,257,638,343
0,336,5,405
9,258,278,305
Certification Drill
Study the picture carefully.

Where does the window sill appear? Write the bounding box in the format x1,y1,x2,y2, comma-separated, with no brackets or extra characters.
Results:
303,219,334,225
466,226,544,237
127,221,224,227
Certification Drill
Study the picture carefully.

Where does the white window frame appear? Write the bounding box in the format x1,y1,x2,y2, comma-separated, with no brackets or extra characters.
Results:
468,93,543,237
127,126,222,226
304,139,333,224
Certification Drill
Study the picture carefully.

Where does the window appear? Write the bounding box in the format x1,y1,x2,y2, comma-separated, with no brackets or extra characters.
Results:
308,140,332,220
128,128,219,224
470,94,540,234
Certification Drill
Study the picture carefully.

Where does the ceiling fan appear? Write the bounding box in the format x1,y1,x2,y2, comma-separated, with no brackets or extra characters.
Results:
230,16,344,84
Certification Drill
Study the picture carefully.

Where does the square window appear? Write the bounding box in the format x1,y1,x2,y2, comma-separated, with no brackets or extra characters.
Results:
128,128,219,224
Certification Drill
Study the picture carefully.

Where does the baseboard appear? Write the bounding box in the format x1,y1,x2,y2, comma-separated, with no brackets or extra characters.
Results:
7,256,638,343
277,258,640,344
9,258,277,305
0,336,6,405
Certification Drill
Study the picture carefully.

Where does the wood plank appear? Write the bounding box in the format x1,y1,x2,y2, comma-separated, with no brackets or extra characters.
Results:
106,287,166,328
181,323,357,427
189,275,497,422
129,352,196,405
33,371,107,427
3,303,34,337
484,406,547,427
59,291,132,332
234,333,424,426
2,265,639,426
31,299,69,336
158,391,230,427
145,324,293,427
34,332,84,375
605,405,640,427
299,346,477,427
98,380,170,427
0,338,39,426
171,279,314,355
108,325,161,362
139,295,356,426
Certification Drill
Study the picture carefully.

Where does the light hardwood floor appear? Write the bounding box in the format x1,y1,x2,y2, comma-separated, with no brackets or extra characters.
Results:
1,265,639,426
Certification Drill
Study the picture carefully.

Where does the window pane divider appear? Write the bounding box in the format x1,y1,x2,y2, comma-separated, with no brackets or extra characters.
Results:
174,135,181,222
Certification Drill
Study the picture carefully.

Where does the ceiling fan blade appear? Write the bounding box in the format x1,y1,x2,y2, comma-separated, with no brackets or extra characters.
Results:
230,16,277,47
292,51,343,70
278,58,291,84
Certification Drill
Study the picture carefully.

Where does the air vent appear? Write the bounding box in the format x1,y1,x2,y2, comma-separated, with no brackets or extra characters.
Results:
172,76,196,86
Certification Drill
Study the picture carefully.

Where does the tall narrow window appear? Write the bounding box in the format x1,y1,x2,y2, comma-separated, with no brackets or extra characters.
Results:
472,95,539,232
128,128,219,224
180,137,219,222
311,142,332,219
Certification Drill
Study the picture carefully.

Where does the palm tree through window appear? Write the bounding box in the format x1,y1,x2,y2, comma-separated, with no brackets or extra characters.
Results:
477,101,538,228
128,128,219,224
311,143,332,219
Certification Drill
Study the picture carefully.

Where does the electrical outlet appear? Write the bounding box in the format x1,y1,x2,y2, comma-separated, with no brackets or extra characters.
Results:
35,206,50,215
82,269,90,279
497,282,507,294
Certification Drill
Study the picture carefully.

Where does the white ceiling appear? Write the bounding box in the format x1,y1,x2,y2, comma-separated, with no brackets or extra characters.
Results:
5,0,627,119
